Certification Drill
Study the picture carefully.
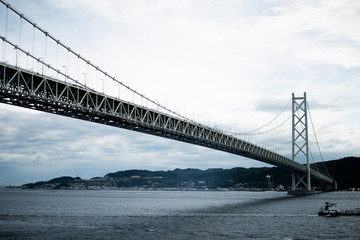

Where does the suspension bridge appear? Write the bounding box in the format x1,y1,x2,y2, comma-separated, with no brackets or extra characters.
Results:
0,1,334,193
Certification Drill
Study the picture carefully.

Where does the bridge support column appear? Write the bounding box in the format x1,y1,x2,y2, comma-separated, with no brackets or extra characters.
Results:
289,92,313,194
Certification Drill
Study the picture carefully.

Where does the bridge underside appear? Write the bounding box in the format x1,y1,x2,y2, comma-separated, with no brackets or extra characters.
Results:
0,63,333,185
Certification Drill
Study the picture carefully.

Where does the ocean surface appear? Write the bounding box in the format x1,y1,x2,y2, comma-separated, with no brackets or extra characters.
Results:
0,188,359,239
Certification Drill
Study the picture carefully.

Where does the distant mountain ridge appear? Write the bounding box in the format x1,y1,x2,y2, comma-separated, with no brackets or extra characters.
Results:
21,157,359,190
324,156,360,189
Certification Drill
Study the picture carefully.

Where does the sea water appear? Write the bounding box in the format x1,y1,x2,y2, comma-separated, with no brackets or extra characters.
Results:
0,188,359,239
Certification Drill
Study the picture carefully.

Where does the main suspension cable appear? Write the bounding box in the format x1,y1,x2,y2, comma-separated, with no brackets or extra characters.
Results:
0,0,193,123
307,103,331,177
226,97,292,136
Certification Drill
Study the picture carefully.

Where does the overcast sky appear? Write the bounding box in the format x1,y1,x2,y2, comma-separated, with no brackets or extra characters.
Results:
0,0,359,185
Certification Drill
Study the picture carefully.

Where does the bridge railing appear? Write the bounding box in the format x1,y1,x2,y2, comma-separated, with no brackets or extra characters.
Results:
0,62,333,184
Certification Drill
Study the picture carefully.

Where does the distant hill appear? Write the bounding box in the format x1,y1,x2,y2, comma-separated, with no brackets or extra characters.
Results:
22,157,359,190
104,167,291,189
323,156,360,189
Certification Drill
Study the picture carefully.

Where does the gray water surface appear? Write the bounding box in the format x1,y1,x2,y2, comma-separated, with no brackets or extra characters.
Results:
1,189,359,239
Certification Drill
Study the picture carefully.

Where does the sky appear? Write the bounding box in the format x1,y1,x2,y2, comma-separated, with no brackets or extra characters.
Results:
0,0,359,185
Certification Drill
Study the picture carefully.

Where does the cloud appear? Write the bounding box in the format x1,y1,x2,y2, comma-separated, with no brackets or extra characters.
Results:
1,0,359,184
0,104,255,185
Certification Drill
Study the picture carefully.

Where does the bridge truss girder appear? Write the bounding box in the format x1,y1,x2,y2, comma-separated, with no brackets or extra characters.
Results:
0,63,333,185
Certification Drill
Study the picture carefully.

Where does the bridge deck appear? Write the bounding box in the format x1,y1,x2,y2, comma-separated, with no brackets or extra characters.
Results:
0,63,333,184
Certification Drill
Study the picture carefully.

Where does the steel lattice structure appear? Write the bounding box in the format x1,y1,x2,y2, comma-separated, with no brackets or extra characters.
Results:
0,62,333,184
292,93,311,191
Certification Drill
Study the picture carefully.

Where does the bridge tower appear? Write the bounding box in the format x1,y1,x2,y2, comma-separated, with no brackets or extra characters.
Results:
291,92,311,192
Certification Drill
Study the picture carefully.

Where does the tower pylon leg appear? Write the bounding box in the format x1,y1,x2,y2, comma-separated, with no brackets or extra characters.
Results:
289,92,312,194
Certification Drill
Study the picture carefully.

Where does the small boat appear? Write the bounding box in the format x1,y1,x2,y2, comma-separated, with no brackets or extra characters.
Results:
318,202,360,217
318,202,340,217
